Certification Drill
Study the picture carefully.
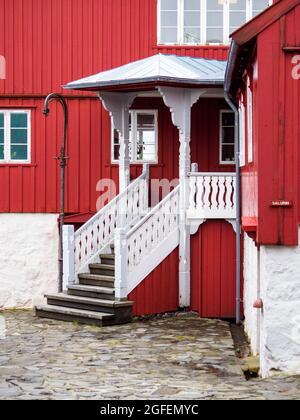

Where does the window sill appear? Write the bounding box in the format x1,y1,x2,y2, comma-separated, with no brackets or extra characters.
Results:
155,44,229,50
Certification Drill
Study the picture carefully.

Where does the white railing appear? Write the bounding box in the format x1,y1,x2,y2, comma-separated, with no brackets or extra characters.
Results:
63,165,149,289
188,172,236,220
114,186,180,299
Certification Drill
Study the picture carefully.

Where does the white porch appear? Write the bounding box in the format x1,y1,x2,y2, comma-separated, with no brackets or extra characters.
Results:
62,54,236,310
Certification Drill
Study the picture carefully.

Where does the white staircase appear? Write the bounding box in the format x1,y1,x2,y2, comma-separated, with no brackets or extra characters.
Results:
36,169,236,326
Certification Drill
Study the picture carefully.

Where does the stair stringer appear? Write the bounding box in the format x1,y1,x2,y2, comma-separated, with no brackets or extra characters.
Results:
127,227,179,295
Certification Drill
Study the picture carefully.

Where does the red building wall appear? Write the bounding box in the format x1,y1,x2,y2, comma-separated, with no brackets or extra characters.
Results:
0,0,237,317
240,5,300,246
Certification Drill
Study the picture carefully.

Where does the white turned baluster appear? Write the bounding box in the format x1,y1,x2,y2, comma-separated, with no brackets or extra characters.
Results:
189,175,197,212
218,176,226,211
203,176,211,211
211,176,219,213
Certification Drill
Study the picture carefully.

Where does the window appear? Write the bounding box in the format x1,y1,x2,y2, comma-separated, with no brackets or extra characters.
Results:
112,110,158,164
0,110,30,163
247,77,253,163
220,110,235,164
158,0,271,45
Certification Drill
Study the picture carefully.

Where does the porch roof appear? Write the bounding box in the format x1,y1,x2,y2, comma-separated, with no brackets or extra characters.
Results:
64,54,227,91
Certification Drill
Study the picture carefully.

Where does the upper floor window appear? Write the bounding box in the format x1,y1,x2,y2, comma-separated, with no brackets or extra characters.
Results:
158,0,271,45
112,110,158,164
0,110,31,163
220,110,235,164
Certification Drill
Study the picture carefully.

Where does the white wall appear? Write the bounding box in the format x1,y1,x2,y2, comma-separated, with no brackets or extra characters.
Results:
243,234,260,355
244,228,300,377
0,214,59,309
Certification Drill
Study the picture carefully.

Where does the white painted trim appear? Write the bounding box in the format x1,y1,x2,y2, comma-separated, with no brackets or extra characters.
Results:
219,109,235,165
127,227,180,295
0,109,31,164
239,98,246,167
62,225,75,291
247,76,253,163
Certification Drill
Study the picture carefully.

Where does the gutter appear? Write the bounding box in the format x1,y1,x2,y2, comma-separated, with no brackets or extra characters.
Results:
224,89,242,325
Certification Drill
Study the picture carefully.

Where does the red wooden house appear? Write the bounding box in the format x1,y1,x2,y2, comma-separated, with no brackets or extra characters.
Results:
0,0,277,363
226,0,300,377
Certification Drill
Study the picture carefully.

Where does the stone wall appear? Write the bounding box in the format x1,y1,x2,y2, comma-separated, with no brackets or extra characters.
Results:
0,214,59,309
244,227,300,377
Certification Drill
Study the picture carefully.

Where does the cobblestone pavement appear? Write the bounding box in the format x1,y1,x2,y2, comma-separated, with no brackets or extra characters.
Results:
0,311,299,400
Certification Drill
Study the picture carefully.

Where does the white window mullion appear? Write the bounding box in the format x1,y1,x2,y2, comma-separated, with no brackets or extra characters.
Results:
178,0,183,44
201,0,206,44
247,0,252,20
223,0,230,45
4,111,10,162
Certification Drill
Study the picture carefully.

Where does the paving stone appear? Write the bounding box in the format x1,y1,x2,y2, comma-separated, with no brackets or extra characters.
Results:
0,310,299,400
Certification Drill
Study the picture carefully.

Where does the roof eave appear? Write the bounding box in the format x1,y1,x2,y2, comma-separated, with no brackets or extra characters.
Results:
64,76,225,92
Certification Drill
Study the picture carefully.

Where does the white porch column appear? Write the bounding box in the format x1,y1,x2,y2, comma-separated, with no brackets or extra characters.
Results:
158,87,206,308
98,92,136,193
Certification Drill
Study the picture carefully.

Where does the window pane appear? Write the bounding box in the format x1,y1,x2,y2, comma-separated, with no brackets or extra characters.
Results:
160,0,178,43
222,145,235,163
229,0,247,32
222,127,235,144
136,113,156,162
207,28,223,44
11,145,28,160
222,112,235,126
11,113,28,128
0,113,4,128
0,144,3,160
206,0,223,44
160,27,178,43
252,0,269,17
11,128,28,144
184,11,200,27
161,11,177,26
184,0,199,9
184,27,201,44
161,0,177,9
0,128,4,144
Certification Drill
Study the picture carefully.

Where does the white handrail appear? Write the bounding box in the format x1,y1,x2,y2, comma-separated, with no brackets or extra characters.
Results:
73,165,149,275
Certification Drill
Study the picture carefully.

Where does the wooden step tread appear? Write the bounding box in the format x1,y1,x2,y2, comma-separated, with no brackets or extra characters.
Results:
35,305,115,320
78,273,115,282
68,284,115,295
89,263,115,270
100,254,115,260
46,293,133,308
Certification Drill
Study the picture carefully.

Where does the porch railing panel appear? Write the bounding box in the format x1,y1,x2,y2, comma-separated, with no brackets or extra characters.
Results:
63,165,149,287
115,186,180,299
188,172,236,220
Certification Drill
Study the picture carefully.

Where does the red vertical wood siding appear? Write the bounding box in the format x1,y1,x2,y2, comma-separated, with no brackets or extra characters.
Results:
0,0,236,317
241,4,300,246
190,221,237,319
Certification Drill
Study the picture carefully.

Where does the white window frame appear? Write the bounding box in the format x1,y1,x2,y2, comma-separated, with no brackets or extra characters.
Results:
157,0,271,46
220,109,235,165
0,110,31,164
111,110,158,164
247,76,253,163
239,95,246,167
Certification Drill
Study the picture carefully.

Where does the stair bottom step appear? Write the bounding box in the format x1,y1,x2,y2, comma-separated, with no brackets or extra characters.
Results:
35,305,120,327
